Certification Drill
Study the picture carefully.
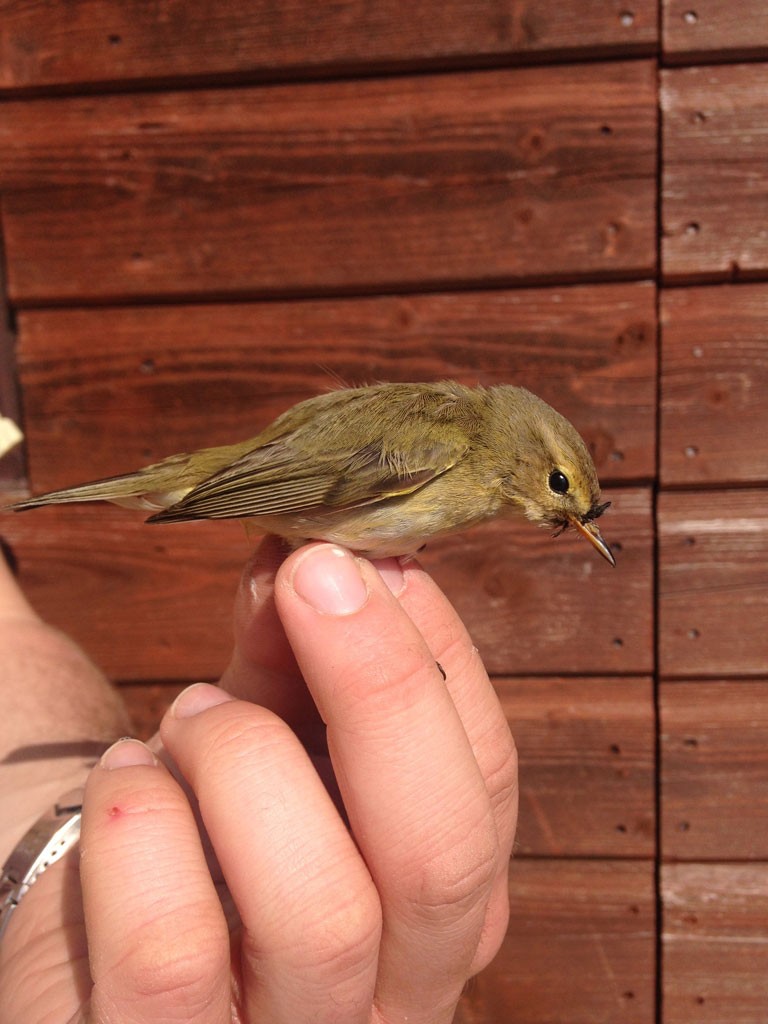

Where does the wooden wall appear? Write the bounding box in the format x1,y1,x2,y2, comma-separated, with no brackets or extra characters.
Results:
0,3,766,1020
658,7,768,1016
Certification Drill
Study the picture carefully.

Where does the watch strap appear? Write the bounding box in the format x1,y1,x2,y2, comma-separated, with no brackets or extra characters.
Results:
0,787,84,943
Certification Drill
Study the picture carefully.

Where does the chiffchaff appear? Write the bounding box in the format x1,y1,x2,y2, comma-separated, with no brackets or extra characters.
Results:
9,381,615,564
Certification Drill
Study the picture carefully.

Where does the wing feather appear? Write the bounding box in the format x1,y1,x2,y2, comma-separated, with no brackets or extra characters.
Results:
150,426,471,523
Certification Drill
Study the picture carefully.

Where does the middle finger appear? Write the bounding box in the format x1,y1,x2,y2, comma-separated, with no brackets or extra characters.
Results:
159,684,381,1024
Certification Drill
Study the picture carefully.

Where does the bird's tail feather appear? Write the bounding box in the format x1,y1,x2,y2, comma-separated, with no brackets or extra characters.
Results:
6,457,196,513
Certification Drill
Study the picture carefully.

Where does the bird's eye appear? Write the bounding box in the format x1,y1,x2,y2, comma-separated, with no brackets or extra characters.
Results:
548,469,570,495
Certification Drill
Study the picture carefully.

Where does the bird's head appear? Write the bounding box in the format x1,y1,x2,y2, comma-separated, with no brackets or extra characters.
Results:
489,387,615,566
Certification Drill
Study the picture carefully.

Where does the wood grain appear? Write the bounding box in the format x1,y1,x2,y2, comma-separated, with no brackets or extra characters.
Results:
458,859,655,1023
658,489,768,678
16,282,657,490
661,680,768,860
663,863,768,1023
0,500,245,682
663,0,768,63
6,5,768,1021
499,677,655,857
662,65,768,281
425,487,652,676
661,284,768,486
0,486,647,681
121,681,186,740
0,62,657,303
0,0,658,92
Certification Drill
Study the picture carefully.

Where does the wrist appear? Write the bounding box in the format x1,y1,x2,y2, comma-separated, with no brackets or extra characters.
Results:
0,757,96,862
0,619,130,858
0,785,85,945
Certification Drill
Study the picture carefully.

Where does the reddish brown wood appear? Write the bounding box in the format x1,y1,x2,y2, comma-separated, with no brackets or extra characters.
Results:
661,680,768,860
663,863,768,1023
0,62,657,303
499,677,655,857
662,65,768,281
659,490,768,678
121,681,186,740
1,503,245,681
0,486,647,681
425,487,652,676
11,12,768,1016
458,859,655,1023
16,282,657,491
663,1,768,63
0,0,658,93
661,284,768,486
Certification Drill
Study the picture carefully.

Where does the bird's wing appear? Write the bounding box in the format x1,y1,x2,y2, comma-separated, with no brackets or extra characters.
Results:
149,420,470,523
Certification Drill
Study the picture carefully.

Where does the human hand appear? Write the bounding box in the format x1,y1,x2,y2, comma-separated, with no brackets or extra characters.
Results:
1,538,517,1023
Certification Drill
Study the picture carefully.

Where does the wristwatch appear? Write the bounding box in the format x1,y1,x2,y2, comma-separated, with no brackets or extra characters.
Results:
0,787,84,943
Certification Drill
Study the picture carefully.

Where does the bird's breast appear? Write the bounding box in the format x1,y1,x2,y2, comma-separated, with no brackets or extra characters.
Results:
254,466,508,558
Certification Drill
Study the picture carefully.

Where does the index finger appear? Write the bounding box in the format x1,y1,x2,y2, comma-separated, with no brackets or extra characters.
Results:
273,543,516,1022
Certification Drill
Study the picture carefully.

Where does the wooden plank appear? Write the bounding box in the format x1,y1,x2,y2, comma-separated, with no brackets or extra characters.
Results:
426,487,653,676
0,502,245,682
662,65,768,282
0,486,648,681
0,1,659,93
659,490,768,678
16,282,657,491
661,680,768,860
499,677,655,857
0,62,658,303
122,681,185,740
663,0,768,63
457,859,655,1023
661,284,768,486
663,863,768,1024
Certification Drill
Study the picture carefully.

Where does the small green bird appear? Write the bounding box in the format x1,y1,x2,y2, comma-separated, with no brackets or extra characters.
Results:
9,381,615,565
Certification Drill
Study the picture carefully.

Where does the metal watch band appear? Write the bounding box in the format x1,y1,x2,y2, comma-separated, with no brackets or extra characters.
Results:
0,787,85,944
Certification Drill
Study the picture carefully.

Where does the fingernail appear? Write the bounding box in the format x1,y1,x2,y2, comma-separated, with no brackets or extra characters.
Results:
100,737,157,770
370,557,405,597
291,544,368,615
171,682,236,719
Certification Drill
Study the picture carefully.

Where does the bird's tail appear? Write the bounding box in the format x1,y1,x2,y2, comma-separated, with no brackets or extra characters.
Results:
6,454,197,513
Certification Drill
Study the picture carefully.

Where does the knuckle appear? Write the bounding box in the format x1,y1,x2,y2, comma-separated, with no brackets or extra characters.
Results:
293,881,382,977
488,727,519,807
470,874,512,975
406,815,500,921
242,876,382,988
471,711,519,833
333,631,435,716
106,914,228,1019
196,706,292,775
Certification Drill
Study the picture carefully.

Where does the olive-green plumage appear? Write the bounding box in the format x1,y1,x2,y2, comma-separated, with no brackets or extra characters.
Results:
8,381,615,564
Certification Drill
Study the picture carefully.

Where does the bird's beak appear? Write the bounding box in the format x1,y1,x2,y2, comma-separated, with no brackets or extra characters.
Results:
570,517,617,567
